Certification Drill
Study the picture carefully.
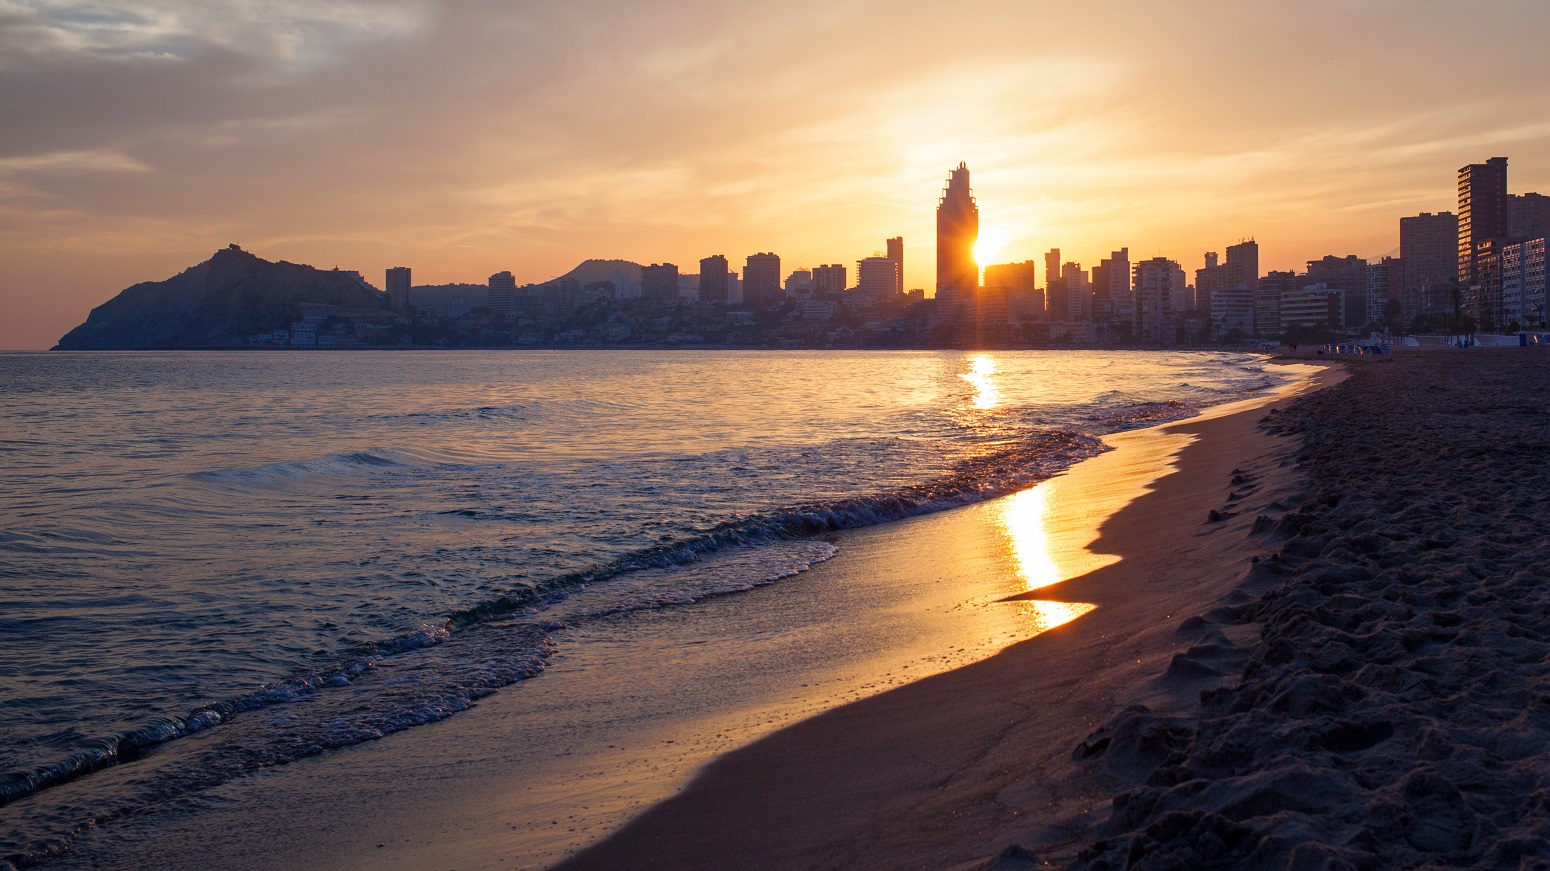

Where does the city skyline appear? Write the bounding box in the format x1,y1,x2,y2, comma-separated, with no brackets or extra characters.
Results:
6,1,1550,349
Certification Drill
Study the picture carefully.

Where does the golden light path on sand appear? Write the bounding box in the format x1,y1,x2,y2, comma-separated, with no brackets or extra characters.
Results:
997,483,1099,633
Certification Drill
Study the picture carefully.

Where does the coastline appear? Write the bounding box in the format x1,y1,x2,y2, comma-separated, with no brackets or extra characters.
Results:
549,363,1340,870
28,358,1329,871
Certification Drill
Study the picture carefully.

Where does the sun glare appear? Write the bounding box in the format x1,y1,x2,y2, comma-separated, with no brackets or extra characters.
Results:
973,225,1010,269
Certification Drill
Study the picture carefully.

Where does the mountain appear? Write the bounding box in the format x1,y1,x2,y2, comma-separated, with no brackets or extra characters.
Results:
554,259,643,288
54,246,387,350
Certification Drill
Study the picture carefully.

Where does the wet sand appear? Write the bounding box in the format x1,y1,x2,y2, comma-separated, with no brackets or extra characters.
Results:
553,366,1340,871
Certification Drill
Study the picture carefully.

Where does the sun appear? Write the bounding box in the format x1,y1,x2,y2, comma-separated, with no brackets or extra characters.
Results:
973,225,1011,270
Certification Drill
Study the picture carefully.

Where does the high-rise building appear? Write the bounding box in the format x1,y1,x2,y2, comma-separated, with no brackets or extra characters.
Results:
935,162,979,313
1133,257,1189,342
1226,240,1259,292
1367,257,1404,327
1257,271,1301,339
641,263,679,302
699,255,729,304
489,270,517,314
1501,237,1547,329
813,264,847,296
1510,193,1550,241
743,252,781,308
1044,249,1066,321
856,256,900,305
886,237,904,296
1280,284,1345,334
1400,211,1459,294
984,261,1040,321
386,267,411,309
1062,262,1090,322
1459,157,1509,285
1091,248,1131,327
1305,255,1369,329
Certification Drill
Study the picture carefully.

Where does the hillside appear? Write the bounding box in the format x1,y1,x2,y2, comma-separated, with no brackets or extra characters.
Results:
54,246,387,350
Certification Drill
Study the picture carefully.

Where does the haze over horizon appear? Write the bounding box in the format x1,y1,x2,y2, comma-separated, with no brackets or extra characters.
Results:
4,0,1550,349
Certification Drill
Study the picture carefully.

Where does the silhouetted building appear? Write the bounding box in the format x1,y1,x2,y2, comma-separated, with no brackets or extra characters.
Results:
936,162,979,316
1091,248,1131,328
1044,249,1066,321
1257,271,1301,338
744,252,781,308
1305,255,1369,329
984,261,1041,321
786,268,814,297
856,256,900,307
1400,211,1458,293
1459,157,1509,285
1134,257,1188,342
886,237,904,296
1062,262,1090,321
1226,240,1259,292
641,263,679,303
813,264,846,296
1510,193,1550,241
699,255,729,304
386,267,411,309
489,271,516,314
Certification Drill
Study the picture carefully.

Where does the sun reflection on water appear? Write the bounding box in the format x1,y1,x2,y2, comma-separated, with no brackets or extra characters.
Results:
960,355,1000,409
998,483,1098,633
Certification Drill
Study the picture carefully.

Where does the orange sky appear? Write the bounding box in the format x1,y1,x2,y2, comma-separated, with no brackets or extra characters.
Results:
4,0,1550,348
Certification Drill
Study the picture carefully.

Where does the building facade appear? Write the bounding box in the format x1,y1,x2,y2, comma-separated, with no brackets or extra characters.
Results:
1133,257,1189,342
1280,285,1345,335
1305,255,1369,330
1459,157,1509,286
1501,237,1547,329
813,264,846,296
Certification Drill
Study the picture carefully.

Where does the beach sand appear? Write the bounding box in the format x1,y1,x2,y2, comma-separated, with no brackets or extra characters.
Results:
1069,348,1550,870
41,360,1332,871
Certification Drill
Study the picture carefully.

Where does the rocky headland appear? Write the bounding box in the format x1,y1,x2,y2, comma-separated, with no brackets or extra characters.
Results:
52,246,388,350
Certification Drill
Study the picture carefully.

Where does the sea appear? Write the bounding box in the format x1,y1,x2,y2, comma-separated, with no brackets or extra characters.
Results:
0,349,1296,867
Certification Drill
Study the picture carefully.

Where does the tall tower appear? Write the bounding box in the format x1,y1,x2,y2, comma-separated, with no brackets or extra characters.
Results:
886,237,904,295
935,163,979,312
744,252,781,308
699,255,729,304
386,267,411,309
1459,157,1508,285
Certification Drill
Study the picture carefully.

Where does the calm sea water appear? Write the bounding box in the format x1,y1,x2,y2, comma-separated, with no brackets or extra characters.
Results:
0,349,1293,866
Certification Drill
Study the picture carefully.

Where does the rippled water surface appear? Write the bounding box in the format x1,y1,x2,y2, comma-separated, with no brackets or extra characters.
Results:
0,349,1293,864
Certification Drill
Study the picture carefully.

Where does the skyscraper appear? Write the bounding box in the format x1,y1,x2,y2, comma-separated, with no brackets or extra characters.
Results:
1133,257,1188,342
699,255,729,304
935,163,979,313
743,253,781,309
1044,249,1066,321
1459,157,1508,285
1226,240,1259,292
386,266,411,309
1091,248,1131,327
886,237,904,296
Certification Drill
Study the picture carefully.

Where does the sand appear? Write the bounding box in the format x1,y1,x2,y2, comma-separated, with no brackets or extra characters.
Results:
554,366,1340,871
1069,349,1550,870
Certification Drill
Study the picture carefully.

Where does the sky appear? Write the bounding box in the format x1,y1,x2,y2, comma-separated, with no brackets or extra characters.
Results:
4,0,1550,349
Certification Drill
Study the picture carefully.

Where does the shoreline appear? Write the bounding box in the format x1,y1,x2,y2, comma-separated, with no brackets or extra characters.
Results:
550,365,1340,870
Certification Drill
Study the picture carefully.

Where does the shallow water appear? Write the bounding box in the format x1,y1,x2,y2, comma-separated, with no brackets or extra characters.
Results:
0,348,1294,866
